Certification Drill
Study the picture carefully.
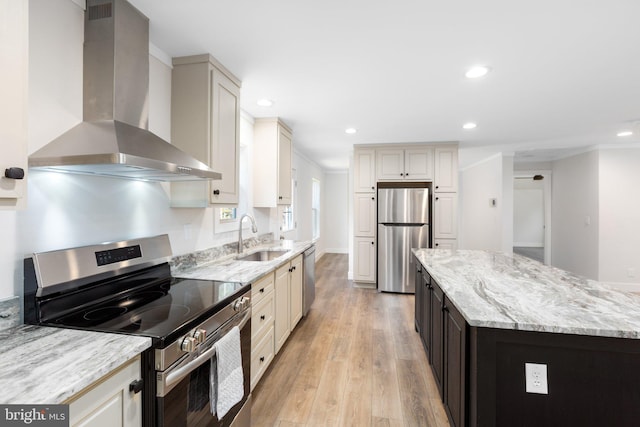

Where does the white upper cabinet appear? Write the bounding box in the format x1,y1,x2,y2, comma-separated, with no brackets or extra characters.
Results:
0,0,28,209
354,149,376,192
170,54,241,207
434,146,458,193
376,147,434,181
253,118,293,207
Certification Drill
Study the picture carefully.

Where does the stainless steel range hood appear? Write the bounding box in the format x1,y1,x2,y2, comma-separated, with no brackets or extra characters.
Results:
28,0,221,181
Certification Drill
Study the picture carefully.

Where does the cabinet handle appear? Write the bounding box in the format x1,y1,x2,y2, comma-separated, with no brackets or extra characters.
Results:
435,243,439,247
4,167,24,180
443,305,449,312
400,173,404,176
260,356,265,362
213,189,220,195
288,267,292,273
260,315,266,320
371,197,375,200
371,241,375,245
371,186,375,190
435,197,439,201
260,288,265,293
129,379,144,394
435,185,439,189
406,173,409,177
279,196,283,200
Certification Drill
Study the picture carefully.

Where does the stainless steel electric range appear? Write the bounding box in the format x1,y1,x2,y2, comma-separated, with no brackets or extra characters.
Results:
24,235,251,427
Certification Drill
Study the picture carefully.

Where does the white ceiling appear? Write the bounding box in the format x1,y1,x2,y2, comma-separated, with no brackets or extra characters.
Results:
128,0,640,170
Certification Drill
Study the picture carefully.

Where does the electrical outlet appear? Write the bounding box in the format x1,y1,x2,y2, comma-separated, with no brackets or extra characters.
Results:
183,223,192,241
525,363,548,394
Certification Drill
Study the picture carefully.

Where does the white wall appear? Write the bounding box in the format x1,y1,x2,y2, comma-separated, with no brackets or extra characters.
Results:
322,171,349,253
551,150,600,279
598,148,640,284
0,0,283,302
290,151,325,253
459,153,513,252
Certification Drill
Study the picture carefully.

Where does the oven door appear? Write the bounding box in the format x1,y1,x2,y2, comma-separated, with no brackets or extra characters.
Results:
156,309,251,427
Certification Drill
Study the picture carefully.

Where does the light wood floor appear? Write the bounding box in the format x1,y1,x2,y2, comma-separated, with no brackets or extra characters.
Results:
251,254,451,427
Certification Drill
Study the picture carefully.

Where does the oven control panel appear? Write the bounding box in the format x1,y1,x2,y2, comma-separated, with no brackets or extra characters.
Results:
95,244,143,266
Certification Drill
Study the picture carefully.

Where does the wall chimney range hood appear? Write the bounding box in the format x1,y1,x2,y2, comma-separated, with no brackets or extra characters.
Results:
28,0,221,181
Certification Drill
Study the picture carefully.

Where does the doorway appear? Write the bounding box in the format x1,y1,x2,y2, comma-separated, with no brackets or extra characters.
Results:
513,171,551,264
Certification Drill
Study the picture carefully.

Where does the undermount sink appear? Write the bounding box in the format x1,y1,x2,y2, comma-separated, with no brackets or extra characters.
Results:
236,249,290,262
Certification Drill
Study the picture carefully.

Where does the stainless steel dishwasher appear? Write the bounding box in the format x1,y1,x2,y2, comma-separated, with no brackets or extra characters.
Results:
303,245,316,316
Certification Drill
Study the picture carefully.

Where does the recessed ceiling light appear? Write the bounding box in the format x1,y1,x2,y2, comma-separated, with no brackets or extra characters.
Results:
617,131,633,137
256,99,274,107
465,65,490,79
463,122,477,130
345,128,357,134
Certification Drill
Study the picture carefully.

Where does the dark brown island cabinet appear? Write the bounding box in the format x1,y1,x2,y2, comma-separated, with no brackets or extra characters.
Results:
414,257,640,427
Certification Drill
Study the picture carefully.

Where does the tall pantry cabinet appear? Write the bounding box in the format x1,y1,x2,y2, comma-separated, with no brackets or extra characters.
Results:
353,143,458,285
169,54,241,207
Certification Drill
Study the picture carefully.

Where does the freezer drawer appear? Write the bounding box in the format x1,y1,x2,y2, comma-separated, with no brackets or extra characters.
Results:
377,224,429,293
378,187,429,224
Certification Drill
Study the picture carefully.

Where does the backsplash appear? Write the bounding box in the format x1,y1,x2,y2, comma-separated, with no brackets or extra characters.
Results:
170,233,274,273
0,296,20,331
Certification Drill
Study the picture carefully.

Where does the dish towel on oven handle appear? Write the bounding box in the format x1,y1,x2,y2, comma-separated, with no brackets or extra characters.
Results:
210,325,244,419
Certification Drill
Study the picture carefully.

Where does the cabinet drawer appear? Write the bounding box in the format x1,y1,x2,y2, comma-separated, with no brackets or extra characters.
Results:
252,273,275,305
251,289,274,341
250,325,274,391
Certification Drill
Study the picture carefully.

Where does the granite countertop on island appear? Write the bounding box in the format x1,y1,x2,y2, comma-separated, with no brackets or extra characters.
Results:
173,240,314,283
0,325,151,404
413,249,640,339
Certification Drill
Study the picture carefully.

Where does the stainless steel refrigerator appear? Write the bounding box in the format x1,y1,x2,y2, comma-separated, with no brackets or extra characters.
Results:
377,184,430,293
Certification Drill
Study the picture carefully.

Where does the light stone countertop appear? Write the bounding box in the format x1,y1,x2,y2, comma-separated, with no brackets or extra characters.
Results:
0,325,151,404
0,239,313,405
413,249,640,339
173,240,315,283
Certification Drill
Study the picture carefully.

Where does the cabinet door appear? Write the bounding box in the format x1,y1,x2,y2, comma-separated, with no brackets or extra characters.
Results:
277,127,293,205
68,357,141,427
353,237,376,282
434,239,458,250
434,147,458,192
434,193,458,239
376,149,405,181
210,68,240,204
274,264,291,353
430,281,445,399
415,262,422,333
444,298,467,427
354,193,376,237
289,255,303,329
404,148,434,180
354,149,376,192
0,0,28,207
421,270,432,356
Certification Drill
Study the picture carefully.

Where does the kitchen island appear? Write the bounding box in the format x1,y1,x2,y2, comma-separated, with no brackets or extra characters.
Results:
412,249,640,427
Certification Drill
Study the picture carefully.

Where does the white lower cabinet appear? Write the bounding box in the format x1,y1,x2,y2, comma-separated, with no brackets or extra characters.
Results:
353,237,376,283
250,273,275,391
274,254,303,354
250,254,304,390
434,193,458,239
67,356,142,427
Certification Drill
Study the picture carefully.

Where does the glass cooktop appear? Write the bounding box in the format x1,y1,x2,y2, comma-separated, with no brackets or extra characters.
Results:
50,278,247,342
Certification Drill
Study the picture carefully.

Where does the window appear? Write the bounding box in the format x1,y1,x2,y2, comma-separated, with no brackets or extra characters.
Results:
281,170,296,232
312,178,320,240
219,207,237,222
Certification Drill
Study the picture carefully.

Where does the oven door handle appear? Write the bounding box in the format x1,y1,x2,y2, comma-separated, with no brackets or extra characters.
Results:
157,309,250,397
